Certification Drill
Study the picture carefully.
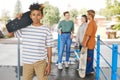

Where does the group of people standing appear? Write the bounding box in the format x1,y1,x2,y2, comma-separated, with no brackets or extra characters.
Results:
8,2,97,80
57,10,97,75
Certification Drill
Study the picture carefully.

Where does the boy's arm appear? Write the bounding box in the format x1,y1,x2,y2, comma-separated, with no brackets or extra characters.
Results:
71,21,74,39
46,29,53,63
82,22,93,47
82,35,90,47
58,21,62,34
45,47,52,75
71,21,74,34
47,47,52,65
45,28,54,75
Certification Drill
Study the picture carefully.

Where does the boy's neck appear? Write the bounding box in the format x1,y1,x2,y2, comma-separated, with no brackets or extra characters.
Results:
89,18,94,21
65,19,69,21
32,23,43,27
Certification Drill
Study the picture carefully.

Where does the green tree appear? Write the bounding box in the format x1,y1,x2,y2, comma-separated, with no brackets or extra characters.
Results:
69,8,79,21
112,24,120,30
42,2,60,28
106,0,112,8
0,9,10,37
99,0,120,20
1,9,10,24
13,0,22,17
112,0,120,15
99,8,112,20
79,8,87,15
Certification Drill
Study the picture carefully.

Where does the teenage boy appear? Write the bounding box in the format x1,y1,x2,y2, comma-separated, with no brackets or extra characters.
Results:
10,3,53,80
82,10,97,75
58,11,74,69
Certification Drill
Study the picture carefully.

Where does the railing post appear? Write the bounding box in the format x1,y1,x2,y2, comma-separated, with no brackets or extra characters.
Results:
96,35,100,80
111,44,118,80
17,38,21,80
58,34,60,54
57,34,61,63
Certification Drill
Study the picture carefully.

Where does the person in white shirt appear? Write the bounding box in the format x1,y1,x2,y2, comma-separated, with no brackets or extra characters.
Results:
76,15,88,50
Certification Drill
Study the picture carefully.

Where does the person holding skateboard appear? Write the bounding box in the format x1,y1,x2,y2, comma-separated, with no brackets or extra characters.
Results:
75,15,88,78
82,10,97,75
9,3,53,80
76,15,88,51
58,11,74,69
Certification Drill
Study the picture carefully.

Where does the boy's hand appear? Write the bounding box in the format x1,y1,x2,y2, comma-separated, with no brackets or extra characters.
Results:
70,34,74,39
16,13,23,20
58,29,62,35
44,63,51,76
8,32,14,37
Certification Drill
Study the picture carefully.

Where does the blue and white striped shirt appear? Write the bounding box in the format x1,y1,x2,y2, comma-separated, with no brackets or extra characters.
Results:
14,25,54,64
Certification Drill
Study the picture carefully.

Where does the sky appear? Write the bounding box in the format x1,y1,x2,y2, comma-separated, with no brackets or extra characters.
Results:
0,0,119,17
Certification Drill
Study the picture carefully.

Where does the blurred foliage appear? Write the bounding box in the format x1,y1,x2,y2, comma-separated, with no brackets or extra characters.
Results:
99,0,120,20
0,10,10,23
42,2,60,27
112,24,120,30
69,8,79,21
117,16,120,21
13,0,22,18
79,8,87,15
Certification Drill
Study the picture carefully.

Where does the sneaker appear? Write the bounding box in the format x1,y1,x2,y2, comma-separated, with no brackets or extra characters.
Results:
90,72,95,75
86,71,95,76
65,62,69,68
58,63,63,69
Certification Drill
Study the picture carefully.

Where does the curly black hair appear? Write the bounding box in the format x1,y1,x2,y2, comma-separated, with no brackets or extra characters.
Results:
29,3,44,15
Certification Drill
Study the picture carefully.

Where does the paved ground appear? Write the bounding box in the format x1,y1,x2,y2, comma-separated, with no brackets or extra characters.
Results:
0,65,119,80
0,38,120,80
0,64,96,80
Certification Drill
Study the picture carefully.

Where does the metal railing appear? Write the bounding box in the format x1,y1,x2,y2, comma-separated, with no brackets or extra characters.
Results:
17,38,21,80
96,35,120,80
34,34,120,80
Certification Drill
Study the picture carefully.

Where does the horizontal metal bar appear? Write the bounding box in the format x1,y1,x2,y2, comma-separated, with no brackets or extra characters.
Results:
100,40,112,49
100,53,112,68
100,68,108,80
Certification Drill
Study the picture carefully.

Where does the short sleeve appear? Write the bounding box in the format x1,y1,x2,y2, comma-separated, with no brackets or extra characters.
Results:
86,22,93,36
46,28,54,47
71,21,74,31
58,21,62,29
14,29,22,38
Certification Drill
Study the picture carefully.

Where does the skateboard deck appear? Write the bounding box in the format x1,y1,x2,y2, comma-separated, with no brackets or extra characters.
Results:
6,11,32,32
78,47,87,78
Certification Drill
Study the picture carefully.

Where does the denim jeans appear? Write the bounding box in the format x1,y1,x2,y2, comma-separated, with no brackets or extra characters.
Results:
86,49,94,74
79,44,82,51
78,45,94,74
58,33,72,63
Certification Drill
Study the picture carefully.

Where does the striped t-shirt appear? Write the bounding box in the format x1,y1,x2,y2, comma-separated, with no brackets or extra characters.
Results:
14,25,54,64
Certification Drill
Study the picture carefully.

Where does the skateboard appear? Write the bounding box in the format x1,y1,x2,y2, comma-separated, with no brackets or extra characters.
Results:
78,47,87,78
6,11,32,32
